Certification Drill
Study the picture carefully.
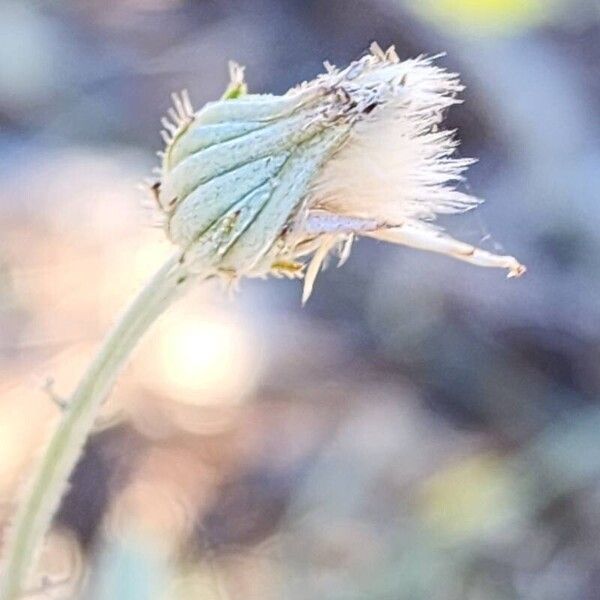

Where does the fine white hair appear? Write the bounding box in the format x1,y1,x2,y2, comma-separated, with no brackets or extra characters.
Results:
310,50,479,225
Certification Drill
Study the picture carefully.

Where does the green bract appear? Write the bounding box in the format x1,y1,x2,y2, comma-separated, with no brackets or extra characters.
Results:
158,84,354,280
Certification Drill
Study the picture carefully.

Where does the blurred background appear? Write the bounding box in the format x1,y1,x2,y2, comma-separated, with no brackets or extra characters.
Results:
1,1,600,598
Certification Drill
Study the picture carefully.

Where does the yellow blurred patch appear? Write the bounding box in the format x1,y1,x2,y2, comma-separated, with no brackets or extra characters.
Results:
409,0,559,35
419,453,518,539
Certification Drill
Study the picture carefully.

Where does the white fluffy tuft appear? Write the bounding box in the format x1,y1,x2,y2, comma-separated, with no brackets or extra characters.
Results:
309,57,480,225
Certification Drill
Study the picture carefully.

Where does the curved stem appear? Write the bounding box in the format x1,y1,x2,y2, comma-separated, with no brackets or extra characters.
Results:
0,253,191,600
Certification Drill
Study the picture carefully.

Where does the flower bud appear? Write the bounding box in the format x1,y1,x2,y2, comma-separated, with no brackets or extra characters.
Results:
152,43,525,300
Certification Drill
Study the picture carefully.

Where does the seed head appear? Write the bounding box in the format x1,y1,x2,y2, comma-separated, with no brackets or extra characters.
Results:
152,43,525,301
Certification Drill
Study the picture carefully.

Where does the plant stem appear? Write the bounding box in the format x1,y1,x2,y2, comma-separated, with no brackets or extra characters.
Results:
0,253,191,600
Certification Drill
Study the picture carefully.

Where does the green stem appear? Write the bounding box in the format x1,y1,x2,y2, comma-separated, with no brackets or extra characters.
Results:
0,253,191,600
